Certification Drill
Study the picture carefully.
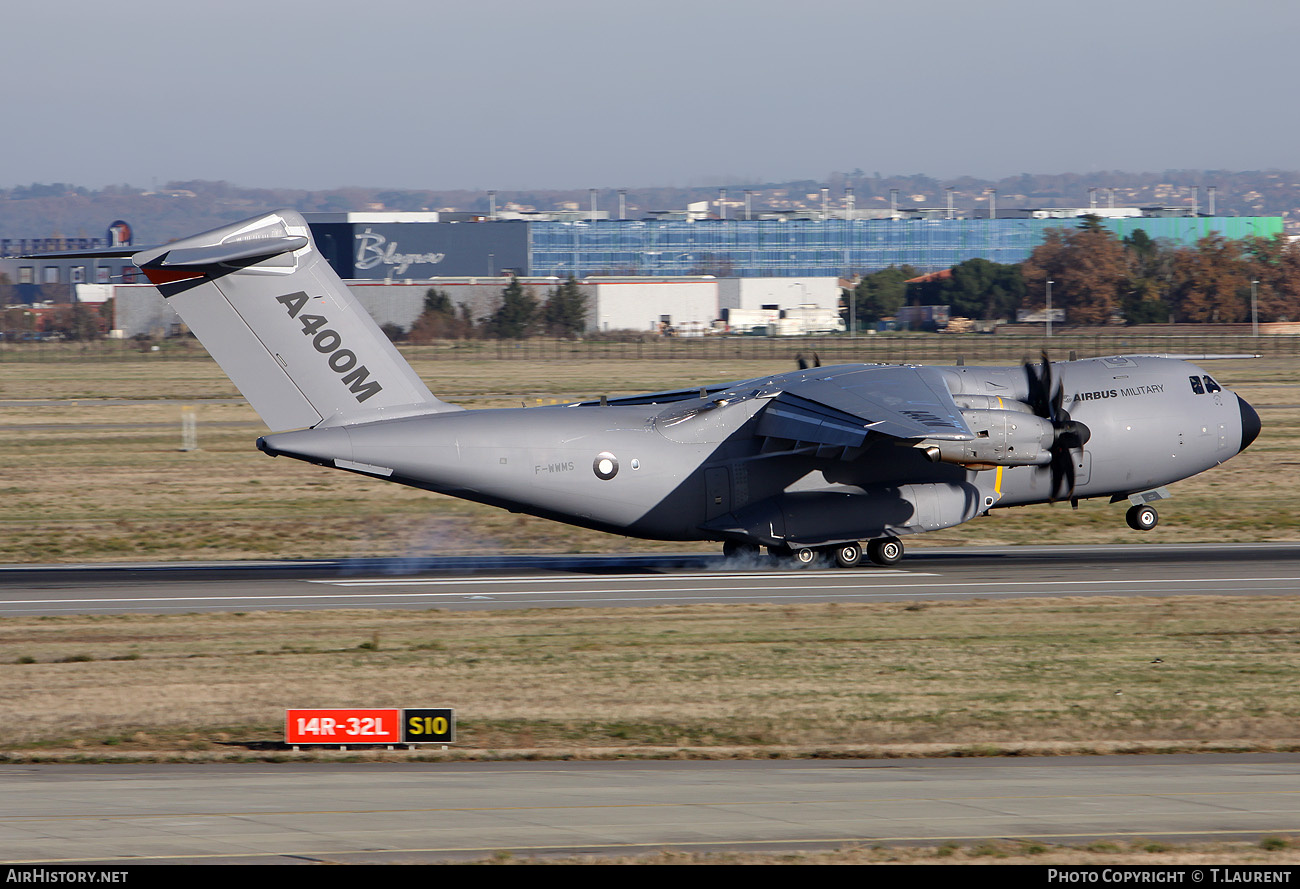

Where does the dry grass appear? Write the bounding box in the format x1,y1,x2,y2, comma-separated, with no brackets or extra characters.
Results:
2,352,1296,862
0,354,1295,563
2,596,1298,755
465,838,1300,865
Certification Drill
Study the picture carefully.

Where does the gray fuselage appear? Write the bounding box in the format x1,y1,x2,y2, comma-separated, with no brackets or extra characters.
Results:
260,356,1258,550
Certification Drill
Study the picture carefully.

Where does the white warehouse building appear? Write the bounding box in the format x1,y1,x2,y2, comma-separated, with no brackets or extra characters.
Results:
106,275,845,339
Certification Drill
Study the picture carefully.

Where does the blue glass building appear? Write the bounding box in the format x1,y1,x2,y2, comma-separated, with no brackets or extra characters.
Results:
527,215,1281,278
293,214,1284,283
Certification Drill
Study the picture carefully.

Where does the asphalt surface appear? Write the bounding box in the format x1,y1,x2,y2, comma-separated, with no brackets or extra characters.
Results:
2,755,1298,864
2,544,1297,864
0,542,1298,616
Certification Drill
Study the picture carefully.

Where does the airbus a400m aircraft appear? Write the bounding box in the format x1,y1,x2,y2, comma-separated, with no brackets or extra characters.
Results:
84,210,1262,567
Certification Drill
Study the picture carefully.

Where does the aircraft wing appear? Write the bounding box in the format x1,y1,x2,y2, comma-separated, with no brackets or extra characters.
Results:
755,364,973,448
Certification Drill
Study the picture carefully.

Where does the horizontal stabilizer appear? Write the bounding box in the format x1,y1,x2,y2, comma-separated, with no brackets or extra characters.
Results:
16,246,141,260
141,237,308,270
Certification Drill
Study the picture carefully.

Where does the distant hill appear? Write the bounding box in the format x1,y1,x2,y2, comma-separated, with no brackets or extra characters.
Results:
2,170,1296,244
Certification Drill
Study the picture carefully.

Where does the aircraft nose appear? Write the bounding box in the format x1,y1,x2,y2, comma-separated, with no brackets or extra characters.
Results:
1237,394,1262,453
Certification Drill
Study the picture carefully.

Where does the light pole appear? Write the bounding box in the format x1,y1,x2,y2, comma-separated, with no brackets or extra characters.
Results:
1251,279,1259,336
849,281,856,338
1046,279,1054,338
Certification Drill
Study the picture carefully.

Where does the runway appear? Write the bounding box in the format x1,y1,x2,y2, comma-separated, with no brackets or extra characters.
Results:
2,755,1298,864
3,544,1297,863
0,542,1297,616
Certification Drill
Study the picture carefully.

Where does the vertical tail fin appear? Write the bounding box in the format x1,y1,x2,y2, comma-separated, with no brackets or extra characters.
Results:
133,210,458,431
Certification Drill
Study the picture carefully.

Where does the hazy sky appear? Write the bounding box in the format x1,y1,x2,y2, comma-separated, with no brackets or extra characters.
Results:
5,0,1297,191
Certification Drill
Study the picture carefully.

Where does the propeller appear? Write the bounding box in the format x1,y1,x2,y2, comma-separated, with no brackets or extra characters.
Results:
796,352,821,370
1023,351,1091,502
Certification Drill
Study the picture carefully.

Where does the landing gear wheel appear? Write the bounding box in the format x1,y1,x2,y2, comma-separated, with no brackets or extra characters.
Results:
867,536,904,566
791,547,819,566
833,542,863,568
1126,504,1159,531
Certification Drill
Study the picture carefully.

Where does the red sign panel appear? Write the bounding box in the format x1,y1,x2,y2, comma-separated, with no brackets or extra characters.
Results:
285,709,401,745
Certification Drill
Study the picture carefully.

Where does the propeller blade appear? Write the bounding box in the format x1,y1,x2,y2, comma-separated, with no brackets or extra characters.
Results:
1025,351,1088,503
1056,420,1091,450
1050,448,1076,502
1023,353,1053,419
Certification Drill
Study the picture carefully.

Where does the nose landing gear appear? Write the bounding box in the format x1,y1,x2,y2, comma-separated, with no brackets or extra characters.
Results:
1126,504,1159,531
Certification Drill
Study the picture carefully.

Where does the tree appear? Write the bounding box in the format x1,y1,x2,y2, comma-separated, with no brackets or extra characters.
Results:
1240,234,1300,322
1168,235,1250,322
1021,225,1130,325
1119,279,1171,324
485,276,537,339
541,277,588,337
843,265,920,328
46,302,106,341
1,305,36,338
911,258,1025,321
1120,229,1176,324
407,288,458,342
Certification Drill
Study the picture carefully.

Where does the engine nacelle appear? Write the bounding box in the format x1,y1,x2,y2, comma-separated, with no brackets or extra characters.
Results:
918,408,1055,469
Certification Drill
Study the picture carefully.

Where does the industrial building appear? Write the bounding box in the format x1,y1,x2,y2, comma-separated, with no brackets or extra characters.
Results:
3,208,1283,298
299,210,1282,280
1,206,1283,338
106,275,845,339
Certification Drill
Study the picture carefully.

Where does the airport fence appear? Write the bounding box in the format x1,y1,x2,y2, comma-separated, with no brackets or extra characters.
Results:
0,332,1298,364
410,332,1300,364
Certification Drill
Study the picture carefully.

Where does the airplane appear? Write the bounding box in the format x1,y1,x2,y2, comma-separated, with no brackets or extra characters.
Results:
45,210,1262,568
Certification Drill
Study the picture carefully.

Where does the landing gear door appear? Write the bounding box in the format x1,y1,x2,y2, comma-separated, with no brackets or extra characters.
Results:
705,467,731,521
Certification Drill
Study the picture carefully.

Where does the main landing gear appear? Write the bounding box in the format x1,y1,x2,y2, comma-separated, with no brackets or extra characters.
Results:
727,536,904,568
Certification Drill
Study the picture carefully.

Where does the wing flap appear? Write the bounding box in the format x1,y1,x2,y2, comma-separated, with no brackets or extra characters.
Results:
755,364,973,451
756,393,880,448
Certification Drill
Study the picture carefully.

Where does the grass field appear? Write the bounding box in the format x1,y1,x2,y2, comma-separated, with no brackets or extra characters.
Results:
0,352,1295,563
0,354,1295,747
2,595,1298,757
1,349,1297,862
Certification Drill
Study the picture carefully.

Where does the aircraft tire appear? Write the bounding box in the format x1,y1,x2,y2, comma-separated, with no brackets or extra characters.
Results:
833,542,863,568
1126,504,1159,531
791,547,820,566
867,536,904,566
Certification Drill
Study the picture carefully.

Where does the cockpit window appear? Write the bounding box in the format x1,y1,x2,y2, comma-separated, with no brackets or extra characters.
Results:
1189,375,1205,395
1203,376,1222,394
